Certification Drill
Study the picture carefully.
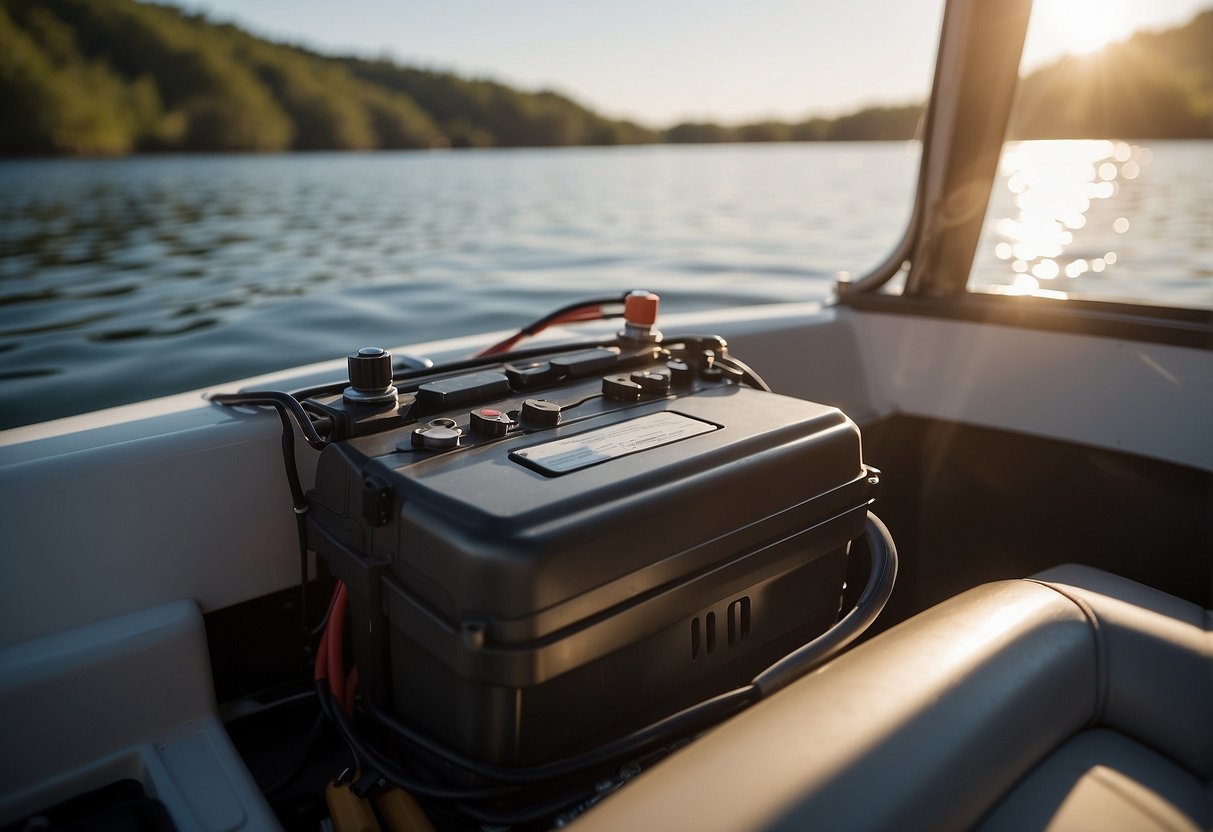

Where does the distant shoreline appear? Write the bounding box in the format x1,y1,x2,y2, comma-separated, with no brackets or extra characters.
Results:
7,137,1213,163
2,1,1209,156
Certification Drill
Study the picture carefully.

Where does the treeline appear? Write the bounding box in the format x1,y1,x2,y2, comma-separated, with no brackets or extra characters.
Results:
1009,9,1213,139
0,0,656,154
0,0,1209,156
664,105,925,144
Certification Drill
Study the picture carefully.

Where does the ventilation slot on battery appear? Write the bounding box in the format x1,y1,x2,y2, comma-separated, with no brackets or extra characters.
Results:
691,613,719,660
728,596,751,646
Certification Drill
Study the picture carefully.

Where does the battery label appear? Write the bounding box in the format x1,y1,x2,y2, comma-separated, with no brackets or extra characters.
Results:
511,412,718,475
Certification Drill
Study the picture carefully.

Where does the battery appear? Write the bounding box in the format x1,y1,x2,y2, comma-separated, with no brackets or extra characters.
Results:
306,348,874,765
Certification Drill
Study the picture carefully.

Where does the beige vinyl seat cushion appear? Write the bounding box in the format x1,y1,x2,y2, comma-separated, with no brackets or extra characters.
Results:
574,564,1213,831
978,728,1208,832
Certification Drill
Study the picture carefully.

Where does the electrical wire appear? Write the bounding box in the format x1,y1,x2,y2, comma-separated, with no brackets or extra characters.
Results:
308,513,893,825
753,512,898,696
715,354,773,393
455,783,603,827
366,684,759,785
290,331,734,404
555,392,604,413
289,338,626,401
209,390,329,451
309,505,893,820
309,584,342,637
319,682,515,802
313,619,363,774
313,583,513,803
359,512,895,789
208,390,328,636
474,293,631,358
326,583,350,713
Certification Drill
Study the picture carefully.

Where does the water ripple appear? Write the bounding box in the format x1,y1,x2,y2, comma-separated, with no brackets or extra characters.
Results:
0,141,1206,430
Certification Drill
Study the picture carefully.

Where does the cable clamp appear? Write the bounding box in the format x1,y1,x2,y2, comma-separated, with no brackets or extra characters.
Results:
293,504,310,515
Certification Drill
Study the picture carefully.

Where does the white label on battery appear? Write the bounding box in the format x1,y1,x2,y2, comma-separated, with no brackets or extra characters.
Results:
512,412,717,474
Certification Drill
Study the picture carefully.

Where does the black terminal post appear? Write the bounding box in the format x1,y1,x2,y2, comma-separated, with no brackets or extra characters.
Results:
344,347,399,406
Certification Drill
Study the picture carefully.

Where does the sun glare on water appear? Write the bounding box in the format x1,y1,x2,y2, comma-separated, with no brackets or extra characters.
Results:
1027,0,1130,61
986,139,1150,299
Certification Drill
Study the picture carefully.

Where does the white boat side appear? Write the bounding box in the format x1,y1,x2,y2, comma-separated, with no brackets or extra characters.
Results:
2,302,1208,650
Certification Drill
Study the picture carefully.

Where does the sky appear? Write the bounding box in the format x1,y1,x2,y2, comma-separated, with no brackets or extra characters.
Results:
183,0,1210,126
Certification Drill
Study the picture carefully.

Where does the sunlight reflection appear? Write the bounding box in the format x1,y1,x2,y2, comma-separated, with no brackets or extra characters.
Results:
985,140,1149,297
1005,273,1068,300
1027,0,1130,59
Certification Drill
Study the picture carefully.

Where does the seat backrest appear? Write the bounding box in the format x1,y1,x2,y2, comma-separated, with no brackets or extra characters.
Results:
574,567,1211,831
1032,564,1212,780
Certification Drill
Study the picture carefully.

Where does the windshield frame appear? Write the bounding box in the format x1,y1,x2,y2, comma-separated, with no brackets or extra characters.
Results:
842,0,1213,349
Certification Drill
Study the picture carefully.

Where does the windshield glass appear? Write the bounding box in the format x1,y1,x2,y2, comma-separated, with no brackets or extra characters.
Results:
0,0,944,429
969,1,1212,309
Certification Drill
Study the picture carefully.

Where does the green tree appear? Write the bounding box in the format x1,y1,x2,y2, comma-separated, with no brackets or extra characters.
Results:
0,6,144,153
1010,16,1213,140
737,121,792,142
2,0,1208,155
828,105,922,141
664,122,738,143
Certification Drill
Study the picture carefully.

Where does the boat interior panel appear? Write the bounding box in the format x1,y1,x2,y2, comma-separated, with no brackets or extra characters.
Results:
0,600,279,830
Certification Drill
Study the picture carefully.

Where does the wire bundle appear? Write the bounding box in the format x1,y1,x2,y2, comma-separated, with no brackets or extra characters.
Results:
474,294,631,358
307,513,896,826
209,295,899,826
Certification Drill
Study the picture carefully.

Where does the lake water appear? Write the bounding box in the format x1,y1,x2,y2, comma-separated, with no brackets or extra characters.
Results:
1,140,1209,430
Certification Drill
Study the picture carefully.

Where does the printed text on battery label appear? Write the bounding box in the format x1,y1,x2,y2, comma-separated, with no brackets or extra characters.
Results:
512,412,717,474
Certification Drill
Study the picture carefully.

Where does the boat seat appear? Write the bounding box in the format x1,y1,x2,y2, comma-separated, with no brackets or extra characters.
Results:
574,564,1213,831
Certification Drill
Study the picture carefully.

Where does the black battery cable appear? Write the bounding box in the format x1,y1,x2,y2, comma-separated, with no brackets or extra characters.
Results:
324,510,896,826
359,511,895,787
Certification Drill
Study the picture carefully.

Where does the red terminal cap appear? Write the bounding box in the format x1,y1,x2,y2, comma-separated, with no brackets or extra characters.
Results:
624,291,660,326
